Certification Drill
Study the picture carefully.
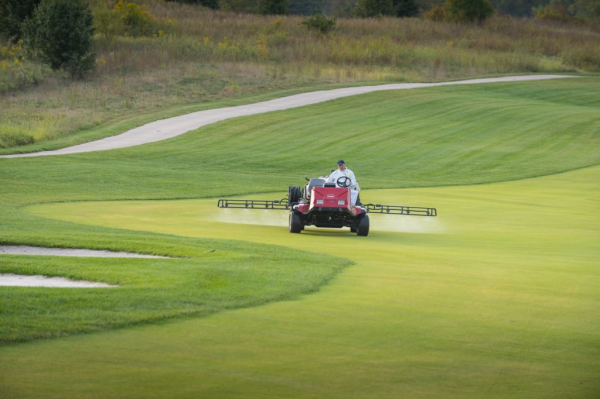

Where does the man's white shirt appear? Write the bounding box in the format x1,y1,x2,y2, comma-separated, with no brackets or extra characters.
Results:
327,168,357,189
327,168,359,206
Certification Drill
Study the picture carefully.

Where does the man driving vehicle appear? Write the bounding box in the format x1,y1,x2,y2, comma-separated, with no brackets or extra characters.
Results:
327,160,361,206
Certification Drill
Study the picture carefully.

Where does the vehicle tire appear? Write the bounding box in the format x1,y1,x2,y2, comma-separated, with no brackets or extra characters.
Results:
289,211,303,234
356,214,369,236
350,227,357,233
288,186,301,206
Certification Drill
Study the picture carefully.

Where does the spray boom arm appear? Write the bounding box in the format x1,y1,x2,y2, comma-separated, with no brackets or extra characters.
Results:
217,199,289,210
217,198,436,217
363,204,437,216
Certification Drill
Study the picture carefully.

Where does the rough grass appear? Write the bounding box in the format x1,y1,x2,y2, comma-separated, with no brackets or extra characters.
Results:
0,0,599,148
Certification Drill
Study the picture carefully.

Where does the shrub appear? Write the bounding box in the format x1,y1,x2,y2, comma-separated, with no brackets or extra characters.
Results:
423,4,451,21
535,5,570,22
93,1,169,40
0,0,42,41
447,0,494,22
358,0,394,17
114,1,157,36
93,2,125,41
258,0,290,15
302,14,337,34
0,129,35,148
0,40,53,92
23,0,95,78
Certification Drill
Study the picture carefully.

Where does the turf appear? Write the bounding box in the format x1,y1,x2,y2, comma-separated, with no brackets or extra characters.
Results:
5,167,600,398
0,77,599,397
0,241,348,344
1,78,599,206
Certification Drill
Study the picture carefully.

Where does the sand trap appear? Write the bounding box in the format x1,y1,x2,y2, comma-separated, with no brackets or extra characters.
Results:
0,245,168,258
0,273,116,288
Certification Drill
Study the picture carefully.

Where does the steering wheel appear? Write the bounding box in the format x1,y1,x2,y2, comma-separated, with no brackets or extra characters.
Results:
336,176,352,188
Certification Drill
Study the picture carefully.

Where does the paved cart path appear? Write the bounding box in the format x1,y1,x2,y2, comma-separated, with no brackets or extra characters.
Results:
0,75,574,158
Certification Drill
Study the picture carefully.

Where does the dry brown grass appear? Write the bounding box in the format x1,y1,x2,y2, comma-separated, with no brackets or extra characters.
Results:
1,0,598,148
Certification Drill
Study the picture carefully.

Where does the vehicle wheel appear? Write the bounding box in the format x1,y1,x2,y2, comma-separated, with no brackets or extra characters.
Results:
289,211,303,234
350,227,357,233
356,214,369,236
288,186,301,207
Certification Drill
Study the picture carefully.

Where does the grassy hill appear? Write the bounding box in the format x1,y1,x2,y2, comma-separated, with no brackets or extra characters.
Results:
1,0,599,149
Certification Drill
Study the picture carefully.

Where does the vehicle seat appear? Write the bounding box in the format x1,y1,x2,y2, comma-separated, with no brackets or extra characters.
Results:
306,179,326,198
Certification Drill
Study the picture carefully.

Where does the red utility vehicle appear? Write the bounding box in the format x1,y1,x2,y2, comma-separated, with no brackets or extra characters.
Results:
218,177,437,237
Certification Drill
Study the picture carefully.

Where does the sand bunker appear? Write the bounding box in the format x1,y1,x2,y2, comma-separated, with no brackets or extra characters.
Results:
0,245,164,287
0,273,116,288
0,245,168,258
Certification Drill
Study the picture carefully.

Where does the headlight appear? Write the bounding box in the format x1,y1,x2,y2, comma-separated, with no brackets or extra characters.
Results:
316,199,324,205
338,200,345,205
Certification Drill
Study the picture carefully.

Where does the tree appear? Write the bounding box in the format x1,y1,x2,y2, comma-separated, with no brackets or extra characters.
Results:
393,0,420,16
0,0,42,41
358,0,394,16
574,0,600,17
165,0,220,9
447,0,494,21
258,0,290,14
200,0,220,8
23,0,96,78
220,0,259,13
290,0,328,14
331,0,360,17
489,0,533,17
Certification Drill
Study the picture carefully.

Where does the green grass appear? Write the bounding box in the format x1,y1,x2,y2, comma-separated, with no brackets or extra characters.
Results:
5,165,600,398
0,78,598,397
0,240,348,344
1,78,599,200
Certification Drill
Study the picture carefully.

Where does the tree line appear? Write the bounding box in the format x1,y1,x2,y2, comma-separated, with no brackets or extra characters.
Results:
187,0,598,18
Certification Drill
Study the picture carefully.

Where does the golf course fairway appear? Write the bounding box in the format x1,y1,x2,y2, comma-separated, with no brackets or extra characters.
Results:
0,78,598,398
2,165,597,398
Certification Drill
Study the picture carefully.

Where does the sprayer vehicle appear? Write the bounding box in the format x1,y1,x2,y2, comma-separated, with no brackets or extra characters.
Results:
217,176,437,237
